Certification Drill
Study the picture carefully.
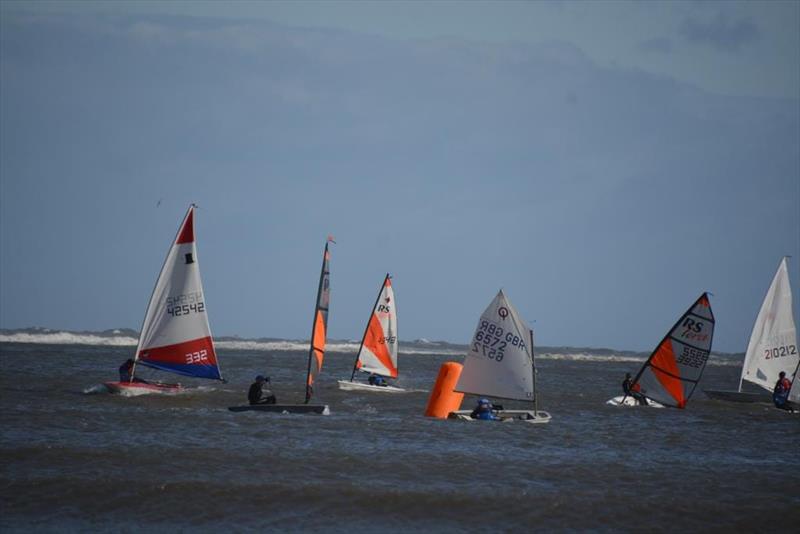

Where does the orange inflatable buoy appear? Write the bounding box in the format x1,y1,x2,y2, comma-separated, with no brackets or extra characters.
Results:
424,362,465,419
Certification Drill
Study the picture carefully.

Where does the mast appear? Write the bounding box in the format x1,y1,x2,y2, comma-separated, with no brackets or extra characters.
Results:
350,273,390,381
530,329,538,414
305,240,331,403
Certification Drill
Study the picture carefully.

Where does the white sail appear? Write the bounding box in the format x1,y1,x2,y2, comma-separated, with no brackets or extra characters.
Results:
134,205,221,380
355,275,398,378
455,290,534,402
789,362,800,405
740,257,799,393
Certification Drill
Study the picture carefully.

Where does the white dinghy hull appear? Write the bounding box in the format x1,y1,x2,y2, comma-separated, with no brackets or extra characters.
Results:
337,380,406,393
448,409,552,424
606,395,665,408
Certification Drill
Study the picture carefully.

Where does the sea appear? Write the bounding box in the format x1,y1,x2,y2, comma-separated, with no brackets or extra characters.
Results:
1,331,798,532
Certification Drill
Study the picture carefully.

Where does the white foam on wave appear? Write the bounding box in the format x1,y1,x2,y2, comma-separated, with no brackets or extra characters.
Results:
1,332,138,346
1,331,741,366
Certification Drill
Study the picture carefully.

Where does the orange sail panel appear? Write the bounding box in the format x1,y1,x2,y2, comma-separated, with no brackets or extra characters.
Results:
363,313,398,377
633,292,715,409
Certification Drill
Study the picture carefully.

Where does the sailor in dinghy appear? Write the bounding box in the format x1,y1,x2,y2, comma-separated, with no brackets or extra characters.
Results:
103,204,225,396
448,289,551,424
338,274,406,393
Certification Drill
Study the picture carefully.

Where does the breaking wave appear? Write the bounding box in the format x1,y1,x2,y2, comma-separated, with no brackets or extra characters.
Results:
0,330,740,365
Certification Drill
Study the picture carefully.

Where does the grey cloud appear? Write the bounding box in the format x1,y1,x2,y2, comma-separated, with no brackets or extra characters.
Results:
680,12,759,53
638,37,673,54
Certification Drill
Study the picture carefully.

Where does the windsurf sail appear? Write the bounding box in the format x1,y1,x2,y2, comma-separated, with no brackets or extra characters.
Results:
305,238,332,403
455,290,535,402
739,257,799,393
631,293,714,409
350,274,398,380
132,205,222,381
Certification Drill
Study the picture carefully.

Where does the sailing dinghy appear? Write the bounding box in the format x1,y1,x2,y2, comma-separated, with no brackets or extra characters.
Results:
608,293,714,409
338,274,405,393
704,257,798,403
448,290,551,424
105,205,224,396
228,238,333,415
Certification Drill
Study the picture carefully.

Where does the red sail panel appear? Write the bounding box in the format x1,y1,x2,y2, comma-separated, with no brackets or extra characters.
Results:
649,341,686,408
176,207,195,244
137,336,221,380
363,313,398,378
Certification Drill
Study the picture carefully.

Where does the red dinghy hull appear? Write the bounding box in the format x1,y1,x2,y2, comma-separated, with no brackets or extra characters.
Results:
104,381,183,396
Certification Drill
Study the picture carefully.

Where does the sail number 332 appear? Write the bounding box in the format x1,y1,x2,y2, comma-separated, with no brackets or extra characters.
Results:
185,349,209,364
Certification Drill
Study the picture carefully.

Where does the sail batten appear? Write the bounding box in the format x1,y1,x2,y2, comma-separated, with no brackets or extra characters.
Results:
133,205,222,381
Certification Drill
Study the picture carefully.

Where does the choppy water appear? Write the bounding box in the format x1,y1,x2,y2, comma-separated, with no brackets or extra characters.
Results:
1,342,798,532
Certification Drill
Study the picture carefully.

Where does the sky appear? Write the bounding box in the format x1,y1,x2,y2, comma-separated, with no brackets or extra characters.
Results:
0,0,798,353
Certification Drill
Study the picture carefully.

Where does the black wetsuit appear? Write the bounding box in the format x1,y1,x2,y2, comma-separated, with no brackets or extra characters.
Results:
248,382,276,405
622,378,648,406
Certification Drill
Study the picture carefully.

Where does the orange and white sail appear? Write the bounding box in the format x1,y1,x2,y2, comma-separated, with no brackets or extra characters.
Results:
632,293,715,408
305,238,332,402
351,274,398,379
133,204,222,381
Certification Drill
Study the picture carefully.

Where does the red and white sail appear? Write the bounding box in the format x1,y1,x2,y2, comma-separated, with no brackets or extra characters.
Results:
633,293,714,408
133,205,221,380
354,274,398,378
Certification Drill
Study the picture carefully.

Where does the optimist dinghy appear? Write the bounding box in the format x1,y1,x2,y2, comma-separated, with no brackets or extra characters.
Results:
704,257,798,403
105,205,224,396
338,274,405,393
610,293,715,409
448,290,551,424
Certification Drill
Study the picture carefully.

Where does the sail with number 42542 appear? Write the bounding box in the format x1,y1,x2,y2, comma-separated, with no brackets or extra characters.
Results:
105,204,223,395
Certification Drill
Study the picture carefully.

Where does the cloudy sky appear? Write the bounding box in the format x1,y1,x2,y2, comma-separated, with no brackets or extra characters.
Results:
1,0,798,352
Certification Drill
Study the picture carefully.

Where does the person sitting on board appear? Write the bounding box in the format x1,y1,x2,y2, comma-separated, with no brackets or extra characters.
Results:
118,359,148,383
248,375,277,405
772,371,792,410
470,398,500,421
622,373,648,406
367,373,388,387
